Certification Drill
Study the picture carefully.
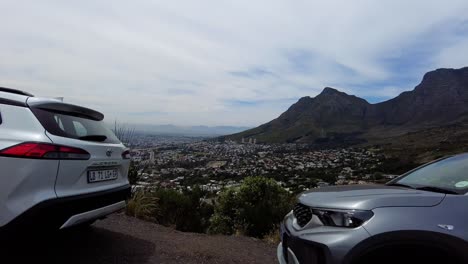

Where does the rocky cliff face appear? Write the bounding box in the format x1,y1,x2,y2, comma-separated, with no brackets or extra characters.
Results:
227,67,468,144
376,68,468,126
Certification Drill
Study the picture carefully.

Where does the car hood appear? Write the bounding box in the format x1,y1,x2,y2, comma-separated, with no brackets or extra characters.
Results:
298,185,445,210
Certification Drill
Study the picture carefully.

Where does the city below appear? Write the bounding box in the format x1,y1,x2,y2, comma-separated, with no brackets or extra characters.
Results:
128,133,398,196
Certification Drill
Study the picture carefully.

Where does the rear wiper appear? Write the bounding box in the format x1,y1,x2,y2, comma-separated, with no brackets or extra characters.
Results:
386,183,415,189
78,135,107,142
415,186,459,195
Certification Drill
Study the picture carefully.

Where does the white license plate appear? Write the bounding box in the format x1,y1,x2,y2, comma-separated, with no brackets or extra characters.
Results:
88,169,118,183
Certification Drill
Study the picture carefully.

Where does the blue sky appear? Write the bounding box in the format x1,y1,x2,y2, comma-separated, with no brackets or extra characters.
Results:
1,0,468,126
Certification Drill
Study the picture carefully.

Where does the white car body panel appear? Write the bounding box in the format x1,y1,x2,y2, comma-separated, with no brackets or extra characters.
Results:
0,89,130,230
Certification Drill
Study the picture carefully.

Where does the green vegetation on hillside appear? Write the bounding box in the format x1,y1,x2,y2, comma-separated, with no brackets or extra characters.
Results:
209,176,292,238
126,186,214,233
126,176,293,238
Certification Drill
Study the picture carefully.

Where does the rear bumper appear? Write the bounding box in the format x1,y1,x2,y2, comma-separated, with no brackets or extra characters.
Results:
1,184,131,234
60,200,126,229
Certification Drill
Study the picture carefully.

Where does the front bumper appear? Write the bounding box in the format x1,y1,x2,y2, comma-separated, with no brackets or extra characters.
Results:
278,214,371,264
278,242,300,264
279,222,329,264
1,184,131,234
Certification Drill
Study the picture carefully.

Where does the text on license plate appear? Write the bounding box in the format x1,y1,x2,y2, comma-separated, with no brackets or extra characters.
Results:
88,169,118,183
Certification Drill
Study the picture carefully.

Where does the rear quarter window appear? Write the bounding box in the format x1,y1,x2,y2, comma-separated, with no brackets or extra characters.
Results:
32,108,120,144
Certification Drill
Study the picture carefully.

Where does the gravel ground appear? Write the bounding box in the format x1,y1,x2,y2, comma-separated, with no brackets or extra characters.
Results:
1,213,277,264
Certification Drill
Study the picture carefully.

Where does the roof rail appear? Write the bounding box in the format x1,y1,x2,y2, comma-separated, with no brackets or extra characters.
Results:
0,87,34,97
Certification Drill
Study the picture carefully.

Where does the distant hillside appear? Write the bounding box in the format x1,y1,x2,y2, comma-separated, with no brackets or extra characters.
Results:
134,124,251,136
226,67,468,147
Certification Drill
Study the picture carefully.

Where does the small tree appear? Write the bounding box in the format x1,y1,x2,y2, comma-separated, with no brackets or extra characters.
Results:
128,162,140,185
112,121,140,184
112,121,135,147
208,189,238,235
209,176,292,238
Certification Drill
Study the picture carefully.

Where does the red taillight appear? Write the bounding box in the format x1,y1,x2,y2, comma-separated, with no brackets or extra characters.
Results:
122,150,131,160
0,142,90,160
0,143,54,157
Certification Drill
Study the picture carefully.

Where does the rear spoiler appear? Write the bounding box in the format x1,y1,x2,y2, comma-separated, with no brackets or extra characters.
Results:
28,100,104,121
0,87,34,97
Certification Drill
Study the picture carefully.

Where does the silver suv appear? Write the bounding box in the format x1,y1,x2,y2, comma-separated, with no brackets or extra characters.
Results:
279,153,468,264
0,87,130,234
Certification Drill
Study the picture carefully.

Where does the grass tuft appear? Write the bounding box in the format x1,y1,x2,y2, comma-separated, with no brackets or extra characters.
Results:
126,189,159,222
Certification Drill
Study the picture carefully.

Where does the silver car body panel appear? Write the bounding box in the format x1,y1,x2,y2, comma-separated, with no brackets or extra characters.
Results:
277,243,299,264
282,210,371,264
364,195,468,242
298,185,445,210
280,181,468,263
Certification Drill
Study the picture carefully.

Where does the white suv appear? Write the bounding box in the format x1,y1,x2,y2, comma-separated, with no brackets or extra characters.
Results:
0,87,130,234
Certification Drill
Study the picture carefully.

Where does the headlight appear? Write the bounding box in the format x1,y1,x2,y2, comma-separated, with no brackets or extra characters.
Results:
312,209,373,228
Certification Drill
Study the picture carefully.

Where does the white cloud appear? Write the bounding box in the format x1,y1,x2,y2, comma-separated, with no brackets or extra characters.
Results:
0,0,467,126
434,38,468,69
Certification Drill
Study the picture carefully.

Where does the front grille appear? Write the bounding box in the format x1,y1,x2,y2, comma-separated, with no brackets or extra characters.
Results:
293,203,312,227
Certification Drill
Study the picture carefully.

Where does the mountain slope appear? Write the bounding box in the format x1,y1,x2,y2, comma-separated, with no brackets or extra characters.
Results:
227,67,468,144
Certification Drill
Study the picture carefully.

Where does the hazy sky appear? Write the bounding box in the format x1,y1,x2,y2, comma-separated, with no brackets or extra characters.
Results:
1,1,468,126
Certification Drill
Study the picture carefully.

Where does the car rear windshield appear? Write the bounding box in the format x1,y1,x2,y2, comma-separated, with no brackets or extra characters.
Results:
32,108,120,144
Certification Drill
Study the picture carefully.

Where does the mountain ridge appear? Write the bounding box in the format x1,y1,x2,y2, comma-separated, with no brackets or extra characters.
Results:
226,67,468,144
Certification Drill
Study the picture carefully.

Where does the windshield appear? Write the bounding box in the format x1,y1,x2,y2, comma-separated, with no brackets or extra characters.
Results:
393,154,468,195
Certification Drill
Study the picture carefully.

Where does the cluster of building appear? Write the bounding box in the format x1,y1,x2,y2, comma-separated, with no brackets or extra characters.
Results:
130,138,391,194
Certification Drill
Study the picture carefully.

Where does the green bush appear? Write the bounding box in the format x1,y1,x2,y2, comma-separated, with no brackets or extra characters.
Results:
153,186,214,233
127,177,292,239
209,176,292,238
208,214,234,235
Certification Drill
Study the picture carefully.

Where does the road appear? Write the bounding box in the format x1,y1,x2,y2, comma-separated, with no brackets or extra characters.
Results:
1,214,277,264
